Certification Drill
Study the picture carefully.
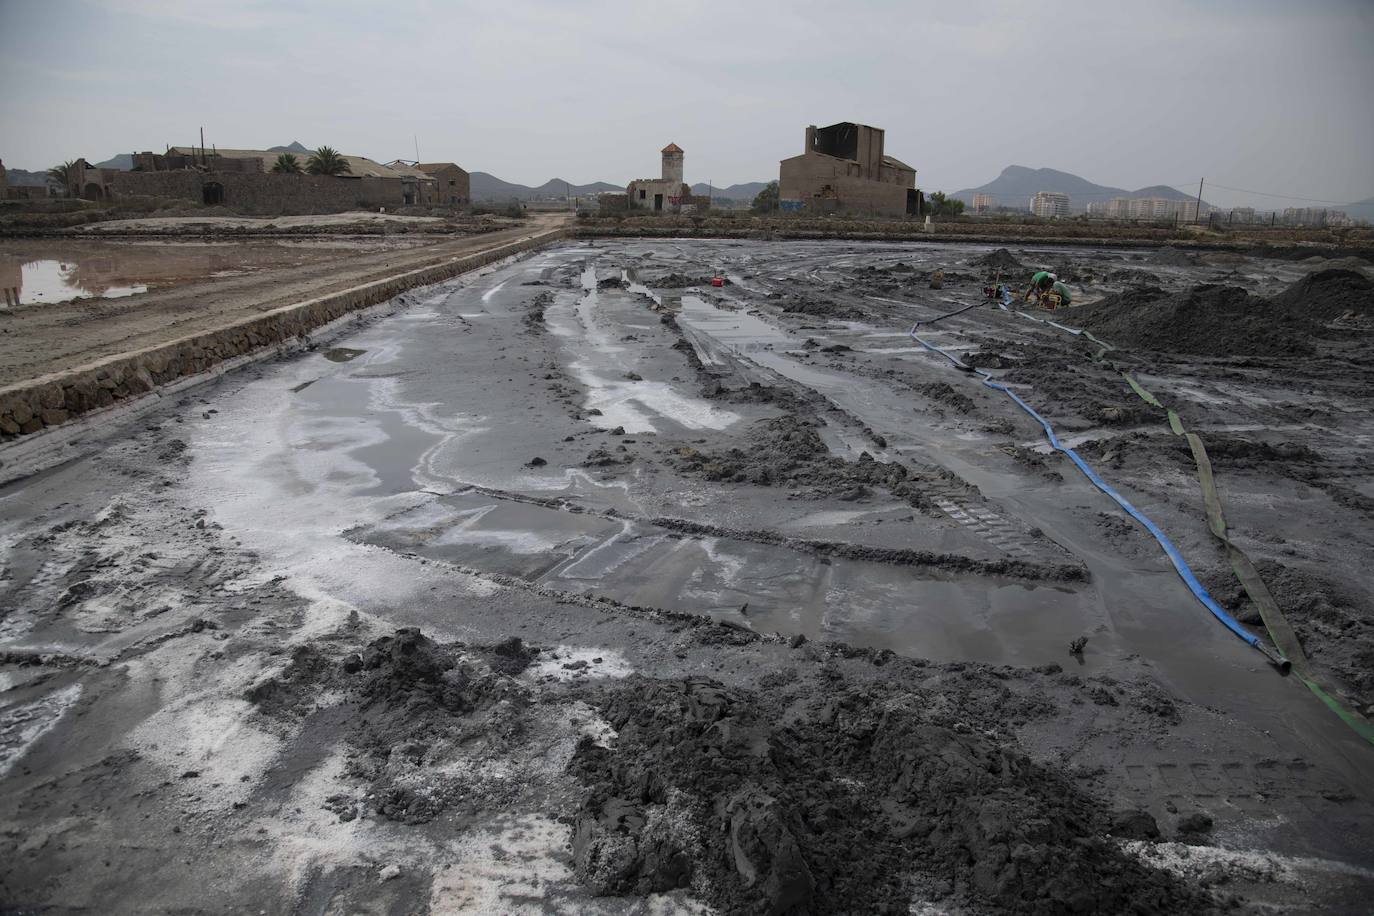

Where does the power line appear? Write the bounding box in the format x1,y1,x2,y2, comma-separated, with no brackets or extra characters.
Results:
1191,182,1351,205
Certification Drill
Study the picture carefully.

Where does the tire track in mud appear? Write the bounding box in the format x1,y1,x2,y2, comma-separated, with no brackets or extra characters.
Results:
385,481,1085,584
655,286,1081,570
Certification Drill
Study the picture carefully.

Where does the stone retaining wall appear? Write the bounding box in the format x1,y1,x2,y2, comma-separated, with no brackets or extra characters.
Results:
0,228,567,442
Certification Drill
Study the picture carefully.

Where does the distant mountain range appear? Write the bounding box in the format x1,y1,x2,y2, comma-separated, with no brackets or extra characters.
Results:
13,149,1368,219
469,172,622,201
953,166,1206,211
469,173,770,202
5,167,48,186
692,181,769,203
95,153,135,170
1341,197,1374,223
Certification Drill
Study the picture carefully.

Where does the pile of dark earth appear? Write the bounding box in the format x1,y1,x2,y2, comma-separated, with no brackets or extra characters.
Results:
1147,246,1199,267
668,413,957,510
972,248,1026,271
568,674,1224,916
647,272,708,288
1065,269,1374,357
247,628,542,824
773,293,868,320
523,291,554,332
243,623,1242,914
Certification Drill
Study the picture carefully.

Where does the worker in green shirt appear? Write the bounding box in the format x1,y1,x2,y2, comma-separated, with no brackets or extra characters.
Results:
1025,271,1072,309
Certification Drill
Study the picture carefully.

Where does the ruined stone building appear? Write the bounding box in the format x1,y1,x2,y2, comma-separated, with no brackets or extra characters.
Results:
779,123,919,217
627,144,692,212
417,163,470,206
73,147,471,214
384,161,441,206
64,159,120,201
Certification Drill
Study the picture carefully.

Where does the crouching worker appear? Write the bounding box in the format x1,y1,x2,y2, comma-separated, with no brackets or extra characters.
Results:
1025,270,1072,309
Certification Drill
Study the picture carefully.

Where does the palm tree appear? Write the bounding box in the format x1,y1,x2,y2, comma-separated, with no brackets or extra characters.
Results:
47,159,79,194
272,153,303,174
306,146,350,176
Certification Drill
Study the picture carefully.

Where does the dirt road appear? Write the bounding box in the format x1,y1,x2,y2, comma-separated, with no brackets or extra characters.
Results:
0,214,570,387
2,238,1372,914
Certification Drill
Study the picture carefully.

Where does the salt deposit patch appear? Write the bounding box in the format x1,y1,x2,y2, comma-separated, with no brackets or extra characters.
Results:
430,814,711,915
527,646,633,682
578,377,740,435
1121,840,1374,887
480,279,508,303
127,697,280,800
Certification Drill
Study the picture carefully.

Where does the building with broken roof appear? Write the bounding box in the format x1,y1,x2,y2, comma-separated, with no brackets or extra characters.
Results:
384,161,441,206
416,163,470,207
778,122,919,217
627,143,694,213
106,146,463,214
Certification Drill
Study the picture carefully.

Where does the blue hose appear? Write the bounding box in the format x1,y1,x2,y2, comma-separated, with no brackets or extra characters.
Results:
908,326,1282,662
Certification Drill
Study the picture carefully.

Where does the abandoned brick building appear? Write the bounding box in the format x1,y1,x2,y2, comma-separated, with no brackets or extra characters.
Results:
779,122,919,217
416,162,470,207
627,143,693,212
55,147,470,215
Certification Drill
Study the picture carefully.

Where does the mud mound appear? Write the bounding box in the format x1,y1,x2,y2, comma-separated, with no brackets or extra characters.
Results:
703,380,811,411
482,636,541,675
1246,244,1372,263
1148,246,1198,267
973,248,1024,271
357,627,513,715
648,272,704,288
916,382,976,414
777,295,865,320
1267,268,1374,322
569,676,1216,915
351,630,532,823
243,645,339,718
523,291,554,333
1071,270,1374,357
671,415,943,511
1068,284,1314,356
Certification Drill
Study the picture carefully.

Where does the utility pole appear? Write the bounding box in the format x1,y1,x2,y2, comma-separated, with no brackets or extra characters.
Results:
414,135,419,162
200,127,205,166
1194,178,1204,224
708,179,713,210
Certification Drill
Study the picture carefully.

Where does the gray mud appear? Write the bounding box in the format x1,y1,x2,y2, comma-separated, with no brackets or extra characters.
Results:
4,239,1374,915
669,413,958,512
569,672,1220,915
1068,269,1374,356
972,247,1026,271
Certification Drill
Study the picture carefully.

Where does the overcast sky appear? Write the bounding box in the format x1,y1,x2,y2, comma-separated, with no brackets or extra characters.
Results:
2,0,1371,208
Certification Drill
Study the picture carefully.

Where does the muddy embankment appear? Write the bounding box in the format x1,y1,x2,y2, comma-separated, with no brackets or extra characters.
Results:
0,230,565,453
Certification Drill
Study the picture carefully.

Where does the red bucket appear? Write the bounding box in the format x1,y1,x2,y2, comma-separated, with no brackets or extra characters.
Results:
710,277,724,287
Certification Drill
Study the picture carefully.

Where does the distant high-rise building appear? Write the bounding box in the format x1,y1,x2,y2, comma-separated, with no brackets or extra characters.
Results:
1031,191,1070,218
1103,196,1206,220
1282,207,1336,226
972,192,994,214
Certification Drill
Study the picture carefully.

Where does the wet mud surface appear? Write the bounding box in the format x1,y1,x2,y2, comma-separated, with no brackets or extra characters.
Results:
3,240,1374,913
